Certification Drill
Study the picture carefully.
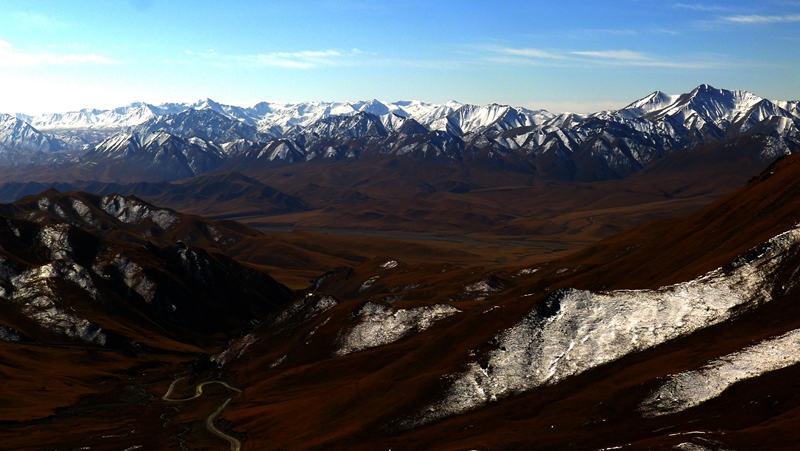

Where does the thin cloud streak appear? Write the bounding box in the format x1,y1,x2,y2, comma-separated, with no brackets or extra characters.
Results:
619,60,724,69
181,46,462,70
570,50,723,69
185,48,347,69
571,50,648,60
0,40,116,67
367,57,461,70
238,50,342,69
498,47,563,59
585,28,637,35
724,14,800,23
484,56,560,67
485,46,727,70
674,3,731,12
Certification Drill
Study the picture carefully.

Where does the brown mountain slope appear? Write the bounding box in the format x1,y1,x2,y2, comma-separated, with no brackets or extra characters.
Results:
233,135,776,244
550,153,800,291
0,141,797,450
0,190,295,436
0,134,779,246
0,188,577,290
206,152,800,450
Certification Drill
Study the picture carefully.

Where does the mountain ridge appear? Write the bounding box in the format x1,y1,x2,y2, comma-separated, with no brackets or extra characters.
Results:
2,85,797,185
12,85,799,138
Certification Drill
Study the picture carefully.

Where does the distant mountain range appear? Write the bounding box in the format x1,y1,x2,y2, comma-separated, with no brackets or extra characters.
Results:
1,85,798,183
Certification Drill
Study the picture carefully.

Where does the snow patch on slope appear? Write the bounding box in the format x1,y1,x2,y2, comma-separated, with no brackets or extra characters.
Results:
269,293,339,332
111,254,156,303
406,226,800,426
100,195,179,229
0,324,22,342
211,333,259,368
3,261,107,345
640,327,800,417
38,224,73,260
336,302,460,356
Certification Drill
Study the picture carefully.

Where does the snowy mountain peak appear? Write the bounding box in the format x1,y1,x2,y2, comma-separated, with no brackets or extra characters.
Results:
0,113,63,153
133,107,264,146
192,98,224,112
692,83,716,94
358,99,410,118
686,84,763,112
646,85,765,131
622,91,678,115
427,102,536,136
305,111,389,138
8,84,799,183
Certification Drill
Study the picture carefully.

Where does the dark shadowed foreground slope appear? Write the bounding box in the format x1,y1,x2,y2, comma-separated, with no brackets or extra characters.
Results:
0,191,292,441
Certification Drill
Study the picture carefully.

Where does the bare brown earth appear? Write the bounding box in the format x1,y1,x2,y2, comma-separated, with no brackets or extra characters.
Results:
1,138,797,449
0,135,774,246
231,151,752,241
212,150,800,451
224,136,776,288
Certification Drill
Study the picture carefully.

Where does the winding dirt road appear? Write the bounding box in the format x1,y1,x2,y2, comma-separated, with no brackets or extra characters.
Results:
162,377,242,451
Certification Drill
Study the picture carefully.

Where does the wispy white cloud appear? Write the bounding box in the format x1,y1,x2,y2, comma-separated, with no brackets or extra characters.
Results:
274,50,342,58
0,40,117,67
571,50,648,60
723,14,800,23
180,47,456,70
622,59,725,69
674,3,731,12
582,28,638,35
237,50,342,68
477,46,566,68
484,56,554,67
367,57,462,70
572,50,725,69
487,45,727,70
497,47,563,59
183,48,351,69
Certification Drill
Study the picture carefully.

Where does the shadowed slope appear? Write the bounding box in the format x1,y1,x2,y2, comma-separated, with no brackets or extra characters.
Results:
0,190,294,434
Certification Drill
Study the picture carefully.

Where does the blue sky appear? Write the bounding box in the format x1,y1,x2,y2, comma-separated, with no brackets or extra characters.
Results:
1,0,799,114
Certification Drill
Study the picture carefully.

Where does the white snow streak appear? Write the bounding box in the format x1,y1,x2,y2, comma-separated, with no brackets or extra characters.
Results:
640,328,800,417
406,226,800,426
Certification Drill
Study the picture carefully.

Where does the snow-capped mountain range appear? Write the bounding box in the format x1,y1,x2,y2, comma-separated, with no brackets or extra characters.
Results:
0,114,64,153
3,85,800,181
15,98,466,135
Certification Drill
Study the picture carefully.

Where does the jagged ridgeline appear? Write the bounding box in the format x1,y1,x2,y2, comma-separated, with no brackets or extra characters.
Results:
2,84,798,183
